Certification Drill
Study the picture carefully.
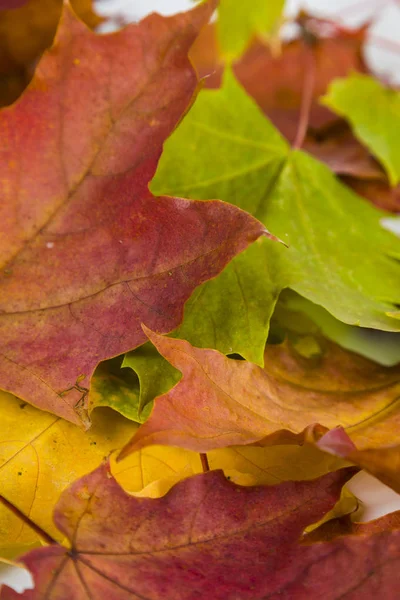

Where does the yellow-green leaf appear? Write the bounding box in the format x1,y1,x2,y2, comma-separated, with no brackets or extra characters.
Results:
217,0,285,61
322,74,400,186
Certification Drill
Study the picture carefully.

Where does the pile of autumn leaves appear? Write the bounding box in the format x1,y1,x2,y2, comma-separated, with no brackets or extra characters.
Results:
1,0,400,597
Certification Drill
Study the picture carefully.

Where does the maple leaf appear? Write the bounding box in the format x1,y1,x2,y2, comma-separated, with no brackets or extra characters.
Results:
346,178,400,212
0,464,357,600
123,236,285,420
191,16,369,140
191,16,395,201
1,1,400,596
272,291,400,367
113,440,348,501
151,69,400,346
123,341,181,418
0,389,137,556
191,15,396,197
89,358,150,423
0,1,267,425
124,281,400,416
119,328,400,462
302,123,386,181
0,380,347,561
316,427,400,495
322,74,400,186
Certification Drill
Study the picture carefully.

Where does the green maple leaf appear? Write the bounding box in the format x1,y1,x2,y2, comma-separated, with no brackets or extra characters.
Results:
123,342,180,418
217,0,285,61
152,69,400,332
322,73,400,186
273,291,400,367
150,70,290,364
124,240,283,413
126,71,400,411
265,150,400,329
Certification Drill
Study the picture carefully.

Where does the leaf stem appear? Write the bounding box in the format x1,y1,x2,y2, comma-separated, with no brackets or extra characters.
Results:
292,45,316,150
0,494,58,546
200,453,210,472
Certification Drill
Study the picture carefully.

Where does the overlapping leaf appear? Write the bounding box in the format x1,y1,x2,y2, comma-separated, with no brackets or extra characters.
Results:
120,328,400,463
273,291,400,367
191,16,397,209
191,15,368,140
317,428,400,495
0,380,347,561
115,441,347,499
1,1,400,596
322,74,400,186
0,390,137,556
124,239,283,421
0,2,267,425
303,124,385,181
1,465,359,600
347,177,400,212
89,358,148,423
152,70,400,338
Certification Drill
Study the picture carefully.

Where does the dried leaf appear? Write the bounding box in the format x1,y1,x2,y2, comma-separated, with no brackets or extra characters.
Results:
0,2,265,425
114,442,347,499
303,125,385,180
0,390,136,556
120,328,400,459
317,428,400,495
345,177,400,212
322,74,400,186
1,465,358,600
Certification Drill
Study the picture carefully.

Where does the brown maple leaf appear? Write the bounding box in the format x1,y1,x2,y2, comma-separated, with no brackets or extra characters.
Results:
0,1,267,425
1,463,365,600
120,329,400,460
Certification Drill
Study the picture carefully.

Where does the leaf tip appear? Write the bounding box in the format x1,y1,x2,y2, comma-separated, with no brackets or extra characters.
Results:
262,229,288,248
316,427,357,458
141,323,161,345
